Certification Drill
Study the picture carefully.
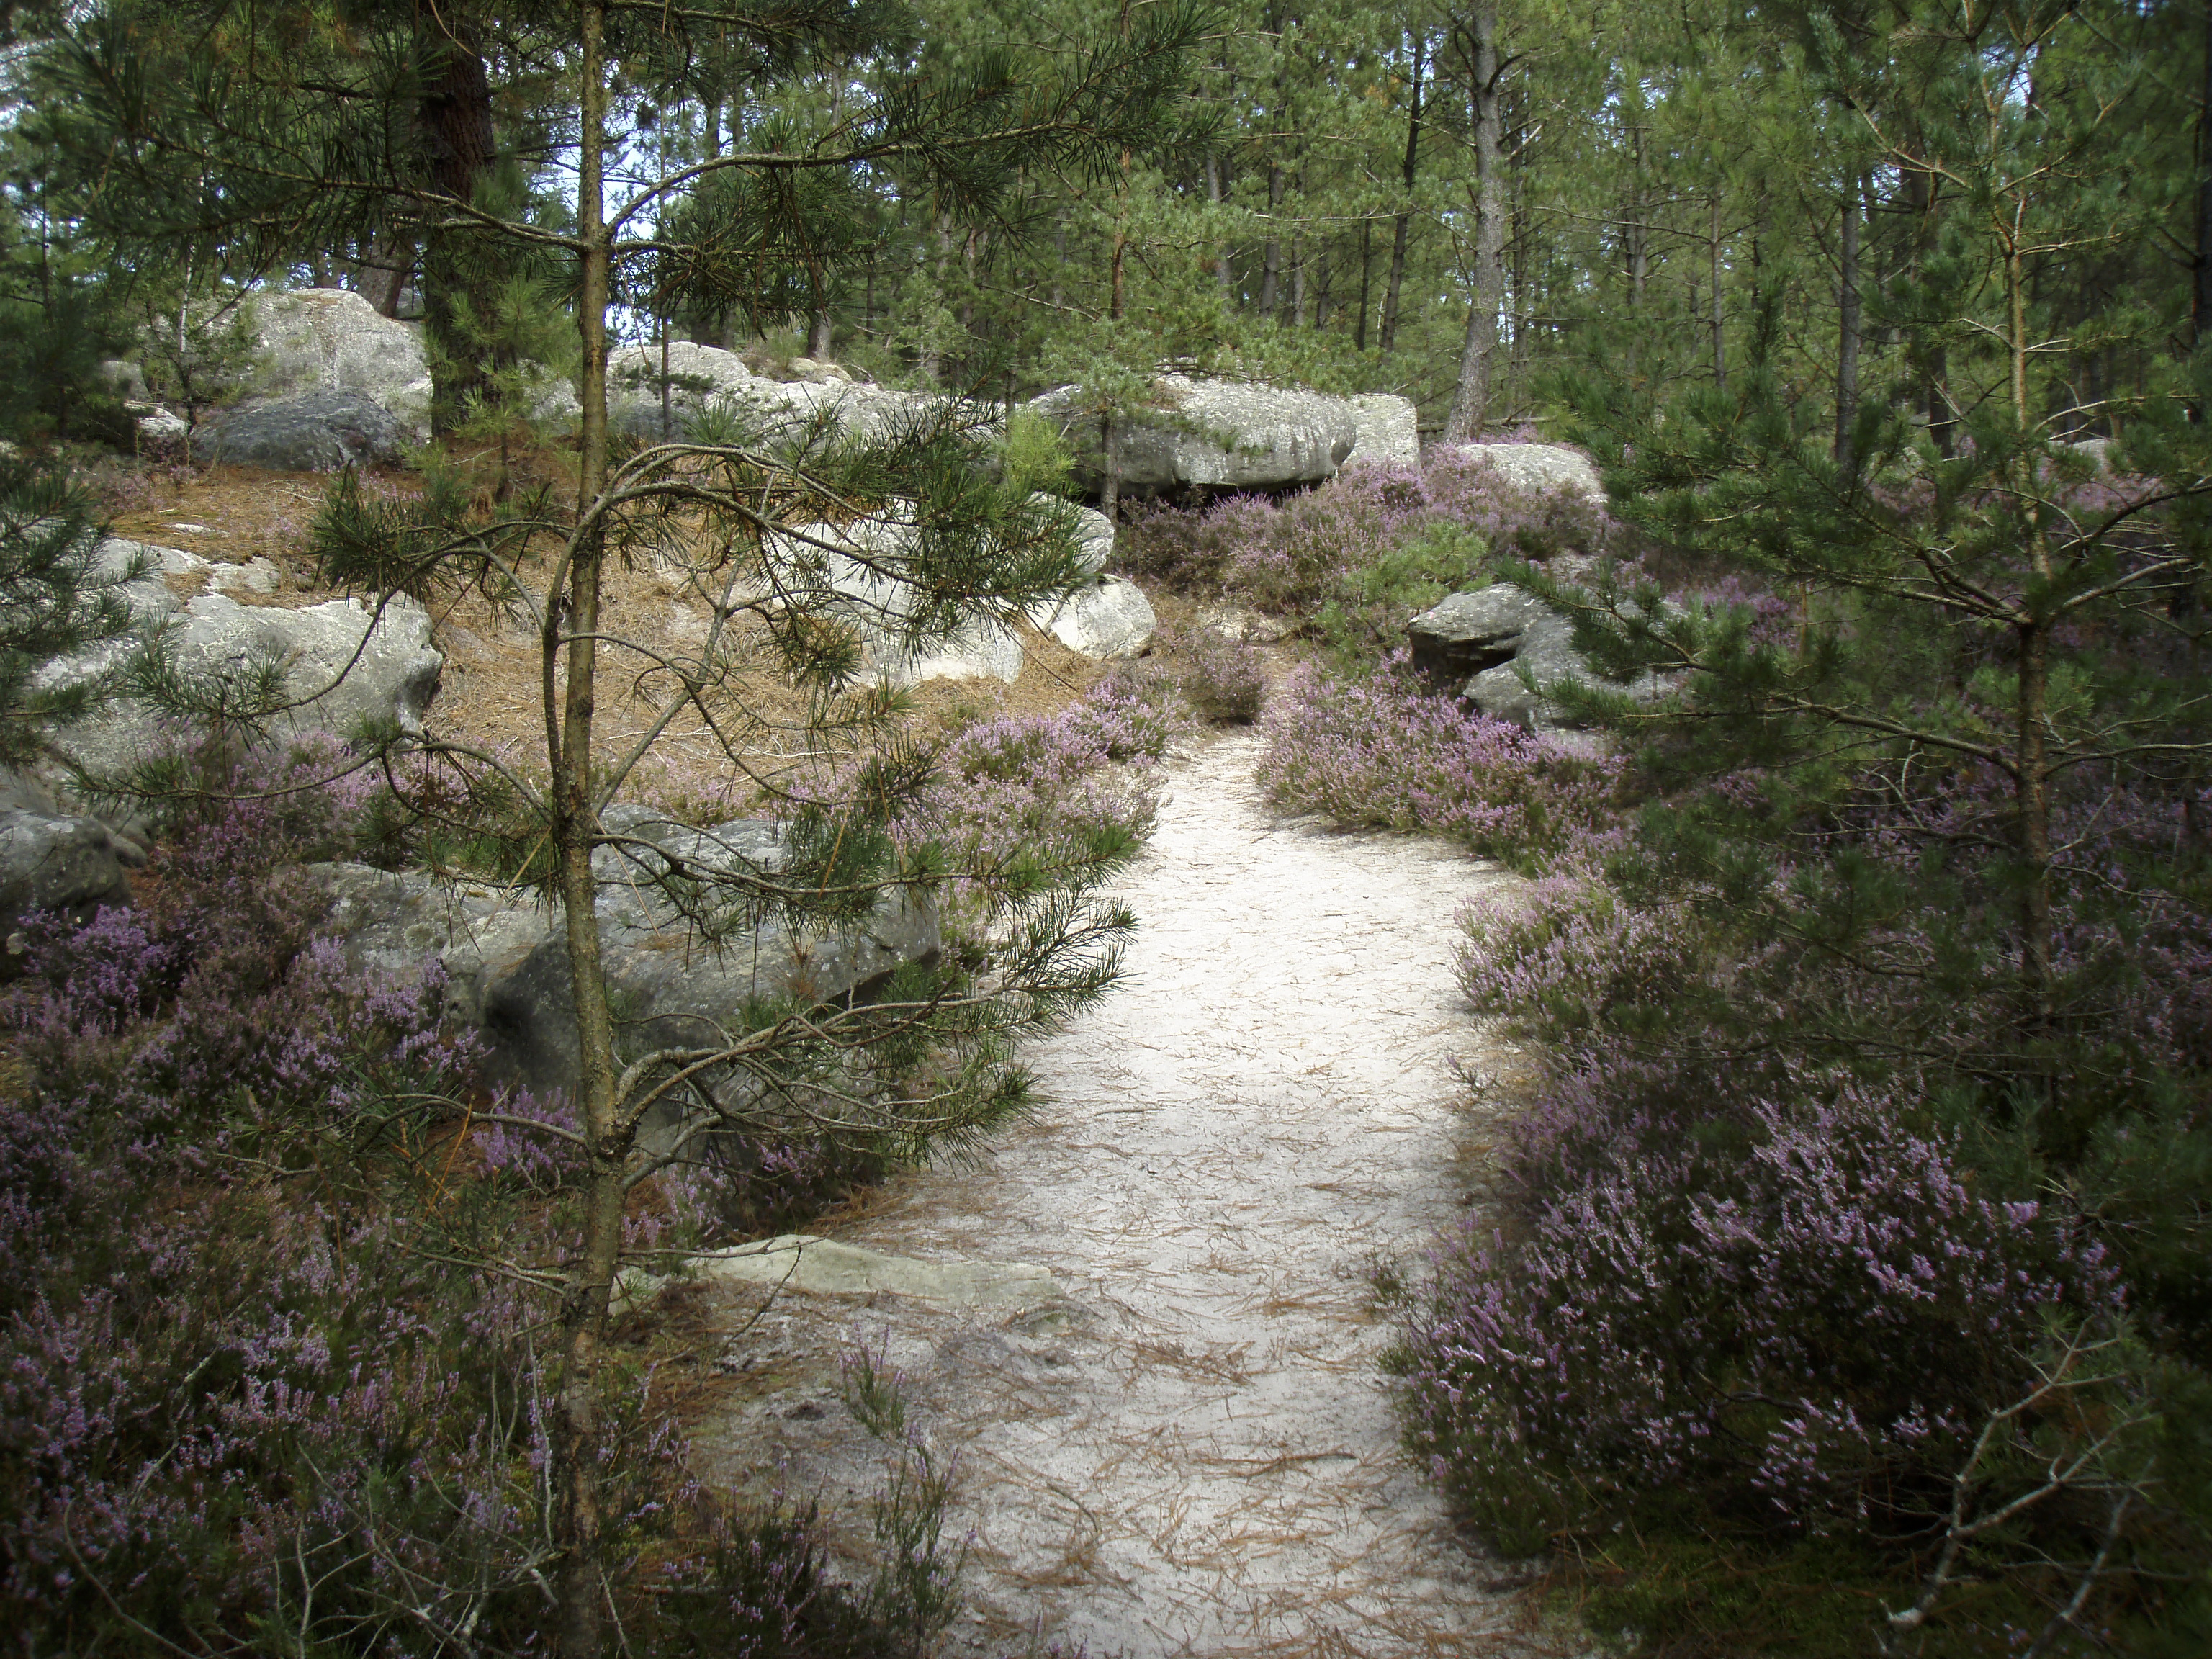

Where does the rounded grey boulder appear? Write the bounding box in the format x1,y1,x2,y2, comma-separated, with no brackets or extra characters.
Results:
204,390,406,472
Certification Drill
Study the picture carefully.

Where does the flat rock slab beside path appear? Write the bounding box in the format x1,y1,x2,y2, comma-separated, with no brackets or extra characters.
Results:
694,729,1556,1657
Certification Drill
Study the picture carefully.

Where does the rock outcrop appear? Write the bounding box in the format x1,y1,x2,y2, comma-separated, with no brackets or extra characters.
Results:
760,500,1156,682
42,540,443,781
606,341,757,436
251,288,434,436
763,517,1028,688
1445,442,1606,505
1026,575,1156,661
1408,583,1674,732
204,390,408,472
1027,375,1359,490
1342,393,1421,469
0,767,142,964
314,807,938,1093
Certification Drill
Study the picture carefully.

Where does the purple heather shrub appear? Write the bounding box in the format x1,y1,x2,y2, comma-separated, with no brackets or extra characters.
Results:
1118,446,1616,622
1401,1065,2118,1550
1144,625,1268,722
1257,661,1629,867
808,675,1182,927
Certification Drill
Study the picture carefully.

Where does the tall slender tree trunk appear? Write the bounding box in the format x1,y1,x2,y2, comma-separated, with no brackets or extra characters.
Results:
552,6,625,1652
355,236,413,317
1708,193,1727,390
1051,208,1067,312
809,64,845,358
1378,32,1425,355
1507,83,1530,413
1443,7,1503,443
1356,219,1372,349
2016,616,2054,1017
1205,154,1233,300
1835,175,1862,466
418,15,505,435
1903,161,1954,454
1258,163,1284,315
2196,0,2212,351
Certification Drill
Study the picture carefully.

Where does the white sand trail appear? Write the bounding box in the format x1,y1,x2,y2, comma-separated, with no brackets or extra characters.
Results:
696,729,1546,1658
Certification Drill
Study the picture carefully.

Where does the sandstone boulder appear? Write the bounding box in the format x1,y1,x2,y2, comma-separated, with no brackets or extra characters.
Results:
1406,585,1547,685
607,340,755,436
204,390,406,472
1446,442,1606,505
1028,375,1358,490
44,540,443,781
313,807,938,1094
763,518,1026,689
1342,393,1421,469
785,356,855,385
0,805,137,965
251,288,433,435
1027,575,1156,661
1411,585,1675,732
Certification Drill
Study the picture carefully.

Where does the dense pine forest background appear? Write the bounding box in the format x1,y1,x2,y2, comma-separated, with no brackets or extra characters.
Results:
9,0,2201,445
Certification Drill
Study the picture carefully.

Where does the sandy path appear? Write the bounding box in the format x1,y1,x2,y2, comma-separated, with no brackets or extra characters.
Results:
696,729,1537,1657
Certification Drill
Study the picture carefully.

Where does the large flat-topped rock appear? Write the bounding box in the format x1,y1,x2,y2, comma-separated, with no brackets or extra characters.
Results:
1343,393,1421,469
685,1235,1061,1308
1028,374,1358,489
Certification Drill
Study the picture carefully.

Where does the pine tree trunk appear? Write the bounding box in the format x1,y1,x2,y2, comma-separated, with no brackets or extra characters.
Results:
1443,7,1503,444
1355,220,1372,350
1904,162,1955,455
2197,0,2212,349
1835,177,1861,466
553,5,626,1650
2016,617,2054,1019
1259,163,1283,316
1708,193,1726,390
418,16,504,436
355,237,413,317
1377,35,1424,356
1099,413,1119,521
1205,154,1233,299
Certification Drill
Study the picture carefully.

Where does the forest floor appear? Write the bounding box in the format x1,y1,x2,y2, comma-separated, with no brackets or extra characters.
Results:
688,721,1575,1658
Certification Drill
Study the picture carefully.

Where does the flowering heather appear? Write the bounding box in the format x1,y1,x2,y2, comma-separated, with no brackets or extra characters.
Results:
1256,662,1628,868
1117,446,1617,631
1400,1065,2118,1552
848,673,1182,928
0,770,936,1651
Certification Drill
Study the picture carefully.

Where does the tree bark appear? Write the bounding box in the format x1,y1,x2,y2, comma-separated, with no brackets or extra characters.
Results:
1258,162,1284,315
1708,193,1727,390
1903,161,1955,454
552,6,625,1653
1205,153,1233,300
354,236,413,318
2197,0,2212,350
1377,32,1425,355
418,14,505,435
809,63,845,359
1835,175,1862,466
1355,219,1372,350
1443,6,1503,443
